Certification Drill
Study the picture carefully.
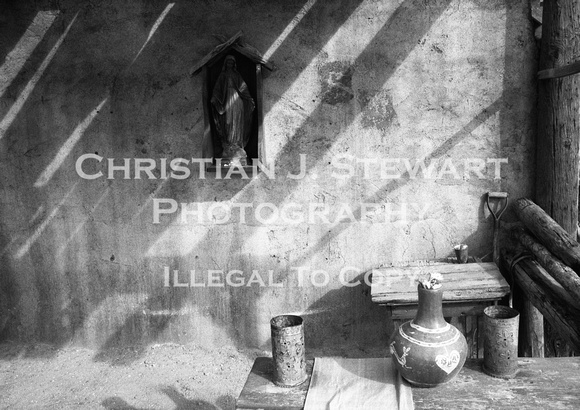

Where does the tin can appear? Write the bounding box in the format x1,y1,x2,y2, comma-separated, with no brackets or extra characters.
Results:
483,306,520,379
270,315,307,387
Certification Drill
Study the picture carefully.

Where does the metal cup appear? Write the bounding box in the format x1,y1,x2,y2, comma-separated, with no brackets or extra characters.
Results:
270,315,308,387
483,306,520,379
454,244,469,263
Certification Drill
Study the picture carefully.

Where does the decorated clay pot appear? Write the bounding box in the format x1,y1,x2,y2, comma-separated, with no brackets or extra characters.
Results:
389,284,467,387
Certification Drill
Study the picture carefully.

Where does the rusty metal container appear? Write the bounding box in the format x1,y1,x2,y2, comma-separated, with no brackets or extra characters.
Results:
270,314,308,387
483,305,520,379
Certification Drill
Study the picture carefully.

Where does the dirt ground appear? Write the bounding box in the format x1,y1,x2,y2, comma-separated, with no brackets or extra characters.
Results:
0,342,261,410
0,342,386,409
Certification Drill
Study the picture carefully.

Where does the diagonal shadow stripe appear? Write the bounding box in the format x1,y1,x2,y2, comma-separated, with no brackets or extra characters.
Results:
0,10,59,99
291,96,503,267
149,0,453,243
95,0,454,359
268,0,454,179
220,0,454,202
0,12,78,141
256,0,367,118
145,0,454,262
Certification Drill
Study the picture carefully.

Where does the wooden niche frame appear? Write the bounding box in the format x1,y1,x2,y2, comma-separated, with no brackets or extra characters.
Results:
190,31,273,173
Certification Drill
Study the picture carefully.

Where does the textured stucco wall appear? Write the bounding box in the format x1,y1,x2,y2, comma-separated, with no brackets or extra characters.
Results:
0,0,536,355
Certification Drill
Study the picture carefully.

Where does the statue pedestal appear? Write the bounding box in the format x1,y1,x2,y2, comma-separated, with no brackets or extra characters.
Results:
221,157,248,167
206,158,257,178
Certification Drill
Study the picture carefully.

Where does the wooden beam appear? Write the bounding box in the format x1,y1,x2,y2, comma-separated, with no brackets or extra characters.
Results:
506,254,580,349
512,226,580,304
524,298,545,357
215,34,274,71
535,0,580,237
531,0,543,25
513,198,580,274
538,60,580,80
200,66,213,162
189,31,243,76
256,64,266,165
500,249,544,357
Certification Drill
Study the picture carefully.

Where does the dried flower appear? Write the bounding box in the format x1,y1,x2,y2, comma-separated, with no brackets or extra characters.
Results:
417,272,443,289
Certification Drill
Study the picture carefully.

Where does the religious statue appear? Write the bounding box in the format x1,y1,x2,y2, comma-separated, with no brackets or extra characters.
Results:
211,55,255,165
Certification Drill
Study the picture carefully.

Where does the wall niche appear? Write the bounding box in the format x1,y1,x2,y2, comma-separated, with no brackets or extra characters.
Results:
190,32,273,173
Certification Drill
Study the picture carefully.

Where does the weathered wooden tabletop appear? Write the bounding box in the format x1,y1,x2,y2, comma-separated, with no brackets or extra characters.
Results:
370,262,510,305
413,357,580,409
236,357,312,410
237,357,580,409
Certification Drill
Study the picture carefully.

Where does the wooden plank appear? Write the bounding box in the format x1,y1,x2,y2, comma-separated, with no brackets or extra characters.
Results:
526,299,545,357
531,0,542,24
236,357,312,410
238,357,580,409
413,358,580,409
215,34,274,71
465,316,478,359
256,64,266,165
389,301,491,320
476,315,485,358
370,262,509,304
538,60,580,80
190,30,243,76
385,307,396,337
201,66,214,163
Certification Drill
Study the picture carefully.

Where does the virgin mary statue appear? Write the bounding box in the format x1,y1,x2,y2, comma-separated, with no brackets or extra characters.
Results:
211,55,255,164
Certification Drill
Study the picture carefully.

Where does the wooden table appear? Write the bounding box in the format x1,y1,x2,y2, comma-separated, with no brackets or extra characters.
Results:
370,261,510,358
236,357,580,409
236,357,312,410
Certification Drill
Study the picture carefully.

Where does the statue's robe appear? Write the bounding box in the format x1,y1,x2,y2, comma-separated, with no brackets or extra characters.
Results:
211,69,254,156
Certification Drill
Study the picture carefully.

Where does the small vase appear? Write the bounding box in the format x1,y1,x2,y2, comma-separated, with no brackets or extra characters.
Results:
389,284,467,387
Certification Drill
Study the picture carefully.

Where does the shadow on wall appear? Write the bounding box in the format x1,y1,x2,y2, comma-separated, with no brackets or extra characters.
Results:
301,271,390,356
0,0,532,366
291,96,506,271
0,0,372,360
88,0,459,365
299,192,500,358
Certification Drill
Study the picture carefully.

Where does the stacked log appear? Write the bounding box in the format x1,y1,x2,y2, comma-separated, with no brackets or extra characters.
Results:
511,227,580,304
514,198,580,273
509,198,580,353
503,250,580,349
